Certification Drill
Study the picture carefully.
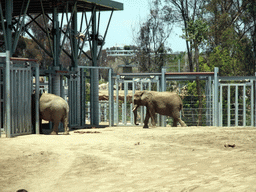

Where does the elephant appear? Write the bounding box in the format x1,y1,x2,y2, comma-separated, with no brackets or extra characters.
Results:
133,90,187,128
32,92,69,135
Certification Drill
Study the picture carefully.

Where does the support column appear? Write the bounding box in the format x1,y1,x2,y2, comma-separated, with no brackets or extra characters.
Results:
91,8,99,126
52,74,61,96
5,51,11,137
6,0,13,55
52,6,60,96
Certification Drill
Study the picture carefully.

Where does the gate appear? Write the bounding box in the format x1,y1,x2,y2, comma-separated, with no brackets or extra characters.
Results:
0,52,40,137
218,78,255,127
68,73,80,128
68,66,114,128
114,74,161,126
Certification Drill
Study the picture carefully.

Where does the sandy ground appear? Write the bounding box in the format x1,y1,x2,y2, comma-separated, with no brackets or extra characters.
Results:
1,126,256,192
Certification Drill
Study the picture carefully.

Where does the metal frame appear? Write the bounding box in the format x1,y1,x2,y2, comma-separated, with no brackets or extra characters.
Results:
218,78,256,127
0,0,123,127
0,52,40,138
68,66,114,128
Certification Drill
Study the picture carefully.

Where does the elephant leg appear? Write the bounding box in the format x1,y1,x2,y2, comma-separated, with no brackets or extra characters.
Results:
172,109,187,127
62,116,69,135
148,109,156,127
51,121,60,135
143,109,150,128
173,118,178,127
178,118,187,127
133,105,139,125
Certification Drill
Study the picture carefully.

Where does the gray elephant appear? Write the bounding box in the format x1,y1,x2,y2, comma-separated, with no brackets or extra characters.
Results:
32,92,69,135
133,91,187,128
39,93,69,135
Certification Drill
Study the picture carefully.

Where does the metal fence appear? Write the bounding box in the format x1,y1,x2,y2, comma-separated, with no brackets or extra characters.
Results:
0,52,40,137
219,80,255,127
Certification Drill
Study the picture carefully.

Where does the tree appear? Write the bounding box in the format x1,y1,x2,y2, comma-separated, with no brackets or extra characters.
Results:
134,0,173,72
164,0,206,72
204,0,256,76
183,19,208,125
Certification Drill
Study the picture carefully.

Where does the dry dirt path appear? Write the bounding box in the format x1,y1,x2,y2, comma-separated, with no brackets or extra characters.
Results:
0,126,256,192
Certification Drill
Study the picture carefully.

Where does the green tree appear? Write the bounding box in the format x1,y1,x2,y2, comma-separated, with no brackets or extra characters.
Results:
134,0,173,72
183,19,208,125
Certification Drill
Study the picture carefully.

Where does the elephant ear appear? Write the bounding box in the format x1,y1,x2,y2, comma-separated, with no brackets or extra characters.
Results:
141,91,151,102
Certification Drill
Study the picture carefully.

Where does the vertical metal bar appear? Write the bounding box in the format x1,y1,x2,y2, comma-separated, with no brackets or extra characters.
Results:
161,68,166,126
227,85,231,127
0,68,2,137
132,79,135,125
71,4,78,68
21,70,24,133
81,69,85,126
35,64,40,134
68,76,71,127
104,103,107,122
5,51,11,137
6,0,13,54
130,101,133,125
209,76,212,126
25,68,28,133
11,68,14,136
140,80,143,125
14,69,18,134
235,85,238,126
99,102,101,123
24,69,27,133
108,68,114,126
115,76,119,125
91,7,99,126
156,76,160,126
251,81,254,126
213,67,219,127
219,85,223,127
243,84,246,127
122,103,125,125
252,72,256,126
124,81,128,125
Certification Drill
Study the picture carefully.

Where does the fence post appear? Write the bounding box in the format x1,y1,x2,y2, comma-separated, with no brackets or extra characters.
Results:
5,51,11,138
161,68,167,127
108,68,114,126
213,67,219,127
115,75,120,125
35,64,40,134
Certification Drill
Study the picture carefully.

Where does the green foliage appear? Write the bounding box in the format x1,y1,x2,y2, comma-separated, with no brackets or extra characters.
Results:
183,19,208,45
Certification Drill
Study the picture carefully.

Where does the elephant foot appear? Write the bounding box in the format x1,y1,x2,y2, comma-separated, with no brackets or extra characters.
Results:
63,132,70,135
50,131,58,135
143,125,149,128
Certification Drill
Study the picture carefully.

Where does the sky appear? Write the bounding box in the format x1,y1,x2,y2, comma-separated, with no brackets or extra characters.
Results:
96,0,187,53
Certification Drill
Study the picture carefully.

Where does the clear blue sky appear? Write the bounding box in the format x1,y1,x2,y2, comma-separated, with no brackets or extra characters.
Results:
98,0,187,52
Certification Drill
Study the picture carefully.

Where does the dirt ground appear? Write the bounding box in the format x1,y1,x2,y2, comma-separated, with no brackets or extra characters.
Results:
0,126,256,192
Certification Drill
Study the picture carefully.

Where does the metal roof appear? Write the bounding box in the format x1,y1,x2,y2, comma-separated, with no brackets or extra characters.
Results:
2,0,123,16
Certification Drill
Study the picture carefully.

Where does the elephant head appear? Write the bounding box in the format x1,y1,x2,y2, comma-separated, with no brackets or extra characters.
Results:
133,90,149,106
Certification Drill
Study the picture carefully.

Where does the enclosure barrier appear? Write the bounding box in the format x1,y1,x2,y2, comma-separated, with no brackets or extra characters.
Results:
0,52,40,137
